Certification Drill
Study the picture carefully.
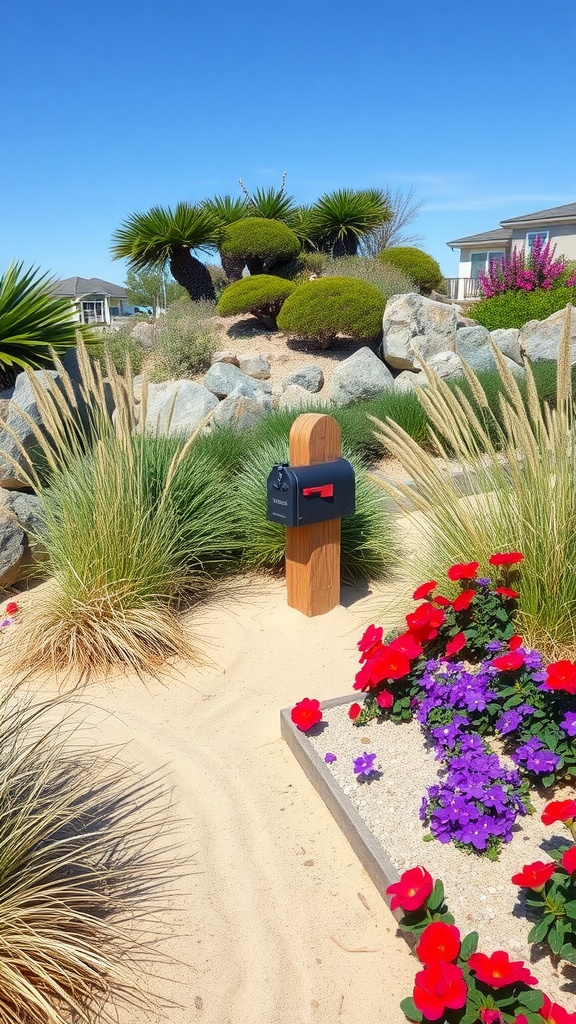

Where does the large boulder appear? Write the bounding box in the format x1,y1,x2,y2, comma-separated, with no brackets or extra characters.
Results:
0,369,61,488
2,492,46,539
519,306,576,363
203,361,271,398
212,386,273,431
211,350,239,366
237,353,271,379
281,365,324,393
415,351,463,380
456,325,498,373
129,321,156,348
0,518,27,588
278,384,318,411
144,380,218,436
381,293,458,370
491,328,522,365
393,370,428,393
328,347,394,406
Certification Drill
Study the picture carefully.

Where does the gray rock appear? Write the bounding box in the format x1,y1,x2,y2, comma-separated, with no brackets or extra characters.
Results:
278,384,319,411
491,328,522,365
328,347,394,406
381,293,458,370
519,306,576,363
393,370,428,393
415,351,463,380
502,355,525,378
281,365,324,393
211,350,239,366
456,325,497,373
0,518,27,588
238,353,271,379
130,321,156,348
0,370,60,488
144,380,218,436
203,360,272,398
212,386,273,431
2,492,46,539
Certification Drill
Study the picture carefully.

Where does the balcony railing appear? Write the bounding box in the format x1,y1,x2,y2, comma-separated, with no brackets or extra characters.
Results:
443,277,484,302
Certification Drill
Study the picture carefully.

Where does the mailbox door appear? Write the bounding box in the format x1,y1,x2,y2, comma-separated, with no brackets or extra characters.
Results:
266,464,298,526
294,459,355,525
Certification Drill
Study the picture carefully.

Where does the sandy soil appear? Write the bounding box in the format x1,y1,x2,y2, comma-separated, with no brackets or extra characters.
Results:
3,543,424,1024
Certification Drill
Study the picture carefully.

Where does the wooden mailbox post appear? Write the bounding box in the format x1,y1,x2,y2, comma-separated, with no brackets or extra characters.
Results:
285,412,342,617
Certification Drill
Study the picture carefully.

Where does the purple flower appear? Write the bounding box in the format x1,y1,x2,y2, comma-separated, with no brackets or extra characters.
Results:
512,737,560,775
476,577,491,587
431,715,469,749
353,752,377,777
486,639,504,653
495,709,522,735
561,712,576,737
324,752,337,764
0,618,12,628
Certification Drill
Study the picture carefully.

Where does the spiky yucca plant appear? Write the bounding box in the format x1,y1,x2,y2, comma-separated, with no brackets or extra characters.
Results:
371,305,576,657
0,682,178,1024
310,188,391,257
200,195,249,281
0,263,89,390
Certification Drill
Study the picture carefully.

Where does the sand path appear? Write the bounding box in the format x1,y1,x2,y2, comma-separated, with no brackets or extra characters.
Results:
29,570,418,1024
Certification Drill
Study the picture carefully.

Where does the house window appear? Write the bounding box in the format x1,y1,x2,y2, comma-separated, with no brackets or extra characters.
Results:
470,251,505,279
82,301,104,324
526,230,549,251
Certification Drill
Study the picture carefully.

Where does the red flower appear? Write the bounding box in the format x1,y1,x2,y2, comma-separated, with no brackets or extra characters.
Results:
433,595,452,608
541,799,576,826
389,631,423,660
468,950,537,989
480,1011,504,1024
447,561,479,581
353,662,374,691
348,702,362,720
357,623,383,653
452,588,476,612
406,602,446,644
511,860,556,889
491,651,525,672
413,580,437,601
561,846,576,874
386,865,433,912
489,552,524,565
5,601,18,615
290,697,322,732
495,587,519,599
509,634,523,650
376,689,394,709
370,645,411,681
444,632,466,659
413,962,467,1021
416,921,461,964
545,661,576,695
540,994,576,1023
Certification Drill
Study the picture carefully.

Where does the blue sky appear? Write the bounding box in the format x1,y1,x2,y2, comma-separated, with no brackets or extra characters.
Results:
1,0,574,285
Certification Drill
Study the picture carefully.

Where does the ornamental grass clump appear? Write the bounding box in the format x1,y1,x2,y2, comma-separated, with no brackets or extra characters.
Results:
371,305,576,657
0,683,177,1024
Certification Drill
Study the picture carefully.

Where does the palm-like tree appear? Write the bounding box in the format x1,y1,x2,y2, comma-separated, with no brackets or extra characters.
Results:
200,195,249,282
111,203,223,302
310,188,391,257
241,184,299,225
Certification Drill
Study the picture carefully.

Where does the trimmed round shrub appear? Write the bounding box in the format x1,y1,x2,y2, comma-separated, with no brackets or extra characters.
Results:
220,217,301,274
378,246,443,292
235,438,398,582
217,274,296,329
321,255,415,300
277,276,385,348
470,287,576,331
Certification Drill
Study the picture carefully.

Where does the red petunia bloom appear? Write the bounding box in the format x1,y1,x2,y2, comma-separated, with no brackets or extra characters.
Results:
386,865,433,912
491,651,525,672
413,580,437,601
495,587,519,599
348,702,362,720
376,689,394,709
389,631,423,660
509,634,523,650
413,962,468,1021
541,799,576,826
354,646,411,691
561,846,576,874
406,602,446,644
416,921,461,964
5,601,18,615
480,1011,504,1024
447,561,479,581
357,623,383,653
511,860,556,890
468,950,537,989
433,595,452,608
545,661,576,695
452,588,476,612
353,662,374,691
489,552,524,565
445,632,466,659
540,994,576,1024
290,697,322,732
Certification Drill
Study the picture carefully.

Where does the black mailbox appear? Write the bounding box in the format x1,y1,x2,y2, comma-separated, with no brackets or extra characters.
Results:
266,458,355,527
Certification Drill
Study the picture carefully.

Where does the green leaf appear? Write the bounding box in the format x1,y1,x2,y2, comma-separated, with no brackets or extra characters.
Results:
528,916,554,943
563,899,576,918
426,879,445,911
549,920,565,954
399,996,423,1022
560,942,576,963
460,931,479,960
518,989,544,1011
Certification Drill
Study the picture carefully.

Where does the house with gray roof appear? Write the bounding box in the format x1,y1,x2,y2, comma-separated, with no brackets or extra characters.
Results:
445,202,576,301
53,277,128,324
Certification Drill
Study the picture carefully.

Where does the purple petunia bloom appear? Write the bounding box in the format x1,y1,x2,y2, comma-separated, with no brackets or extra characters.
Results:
431,715,469,750
561,712,576,737
476,577,491,587
512,737,560,775
495,709,522,735
486,639,504,653
353,752,377,777
324,752,337,764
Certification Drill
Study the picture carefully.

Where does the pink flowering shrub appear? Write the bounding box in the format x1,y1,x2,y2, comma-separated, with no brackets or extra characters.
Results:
478,236,568,298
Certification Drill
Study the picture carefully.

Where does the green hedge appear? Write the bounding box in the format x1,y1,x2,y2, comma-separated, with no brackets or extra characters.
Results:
217,274,295,328
471,288,576,331
277,276,385,347
220,217,301,273
378,247,443,292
